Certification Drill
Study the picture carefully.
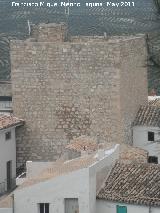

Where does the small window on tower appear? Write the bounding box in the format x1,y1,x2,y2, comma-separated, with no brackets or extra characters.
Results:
148,131,154,141
5,131,11,140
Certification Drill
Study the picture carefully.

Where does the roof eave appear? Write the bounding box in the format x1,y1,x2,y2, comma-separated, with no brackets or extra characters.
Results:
0,120,25,131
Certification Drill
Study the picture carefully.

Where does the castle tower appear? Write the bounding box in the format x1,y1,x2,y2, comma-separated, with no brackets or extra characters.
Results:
10,24,148,166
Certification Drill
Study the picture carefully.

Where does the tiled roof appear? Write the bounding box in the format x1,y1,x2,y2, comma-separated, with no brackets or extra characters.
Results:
66,137,148,163
66,136,98,152
96,143,148,163
97,162,160,206
119,144,148,163
97,143,148,163
134,99,160,127
0,114,24,130
18,154,96,190
148,99,160,107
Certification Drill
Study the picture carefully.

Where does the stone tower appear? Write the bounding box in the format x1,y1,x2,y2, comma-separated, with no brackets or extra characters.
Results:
10,23,148,166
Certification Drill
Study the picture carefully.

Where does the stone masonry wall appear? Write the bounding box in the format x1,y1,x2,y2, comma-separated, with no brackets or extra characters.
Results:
30,23,67,42
119,37,148,144
11,40,123,165
10,25,148,165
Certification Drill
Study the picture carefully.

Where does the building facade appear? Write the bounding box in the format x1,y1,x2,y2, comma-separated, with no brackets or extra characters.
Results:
0,115,24,195
0,144,119,213
1,146,160,213
96,200,160,213
0,81,12,114
133,99,160,163
11,23,148,165
97,162,160,213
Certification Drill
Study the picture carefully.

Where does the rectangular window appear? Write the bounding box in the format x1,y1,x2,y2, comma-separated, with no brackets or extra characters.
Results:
39,203,49,213
5,131,11,140
117,205,127,213
148,156,158,164
148,131,154,141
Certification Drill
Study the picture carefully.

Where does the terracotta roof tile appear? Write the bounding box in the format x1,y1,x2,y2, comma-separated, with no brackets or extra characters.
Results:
119,144,148,163
66,136,98,152
97,162,160,206
66,137,148,163
134,99,160,127
98,143,148,163
0,115,24,130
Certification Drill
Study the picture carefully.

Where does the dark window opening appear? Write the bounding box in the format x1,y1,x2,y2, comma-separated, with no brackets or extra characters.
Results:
5,131,11,140
39,203,49,213
0,96,12,101
6,160,12,191
148,131,154,141
148,156,158,164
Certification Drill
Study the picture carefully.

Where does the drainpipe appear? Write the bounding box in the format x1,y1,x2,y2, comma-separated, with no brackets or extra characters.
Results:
11,194,14,213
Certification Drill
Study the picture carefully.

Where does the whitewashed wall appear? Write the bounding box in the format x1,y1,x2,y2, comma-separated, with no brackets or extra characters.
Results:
26,161,55,178
0,208,12,213
17,161,56,186
96,200,160,213
13,145,119,213
0,101,12,110
0,127,16,191
133,126,160,162
14,168,90,213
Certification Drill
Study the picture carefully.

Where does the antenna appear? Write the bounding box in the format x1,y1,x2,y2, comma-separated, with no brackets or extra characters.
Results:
27,20,31,36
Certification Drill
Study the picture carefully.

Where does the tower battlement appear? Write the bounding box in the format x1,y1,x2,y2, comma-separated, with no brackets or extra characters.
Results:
30,22,67,42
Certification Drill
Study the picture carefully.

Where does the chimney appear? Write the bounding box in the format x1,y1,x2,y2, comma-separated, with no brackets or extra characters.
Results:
81,146,89,156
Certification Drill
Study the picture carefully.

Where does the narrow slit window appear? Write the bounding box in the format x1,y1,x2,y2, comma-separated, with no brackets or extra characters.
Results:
5,131,11,140
148,131,154,141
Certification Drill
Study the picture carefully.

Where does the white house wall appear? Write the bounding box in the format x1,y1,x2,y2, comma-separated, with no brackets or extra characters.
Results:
152,207,160,213
0,101,12,110
133,126,160,162
89,169,96,213
26,161,56,178
13,144,119,213
88,144,119,213
0,128,16,190
96,200,160,213
14,168,90,213
0,208,12,213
